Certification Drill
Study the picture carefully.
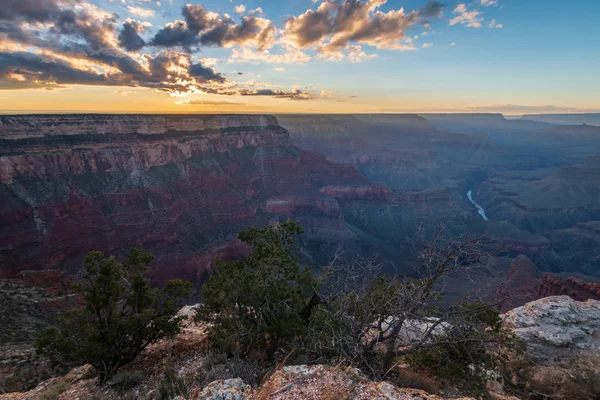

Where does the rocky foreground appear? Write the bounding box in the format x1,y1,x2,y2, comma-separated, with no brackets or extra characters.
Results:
3,295,598,400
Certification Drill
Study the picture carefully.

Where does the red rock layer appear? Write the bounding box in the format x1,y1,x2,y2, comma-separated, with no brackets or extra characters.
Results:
536,274,600,302
498,255,600,312
9,270,72,296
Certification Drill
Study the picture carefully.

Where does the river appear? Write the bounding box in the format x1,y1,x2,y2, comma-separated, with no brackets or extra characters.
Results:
466,189,489,221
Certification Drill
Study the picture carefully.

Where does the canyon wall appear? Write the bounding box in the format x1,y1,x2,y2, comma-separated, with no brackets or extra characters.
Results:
0,114,279,138
0,114,348,281
1,114,466,283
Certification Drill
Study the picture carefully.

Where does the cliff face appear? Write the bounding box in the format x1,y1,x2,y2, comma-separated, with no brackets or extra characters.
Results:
1,114,455,283
0,115,348,281
0,115,287,183
0,114,280,138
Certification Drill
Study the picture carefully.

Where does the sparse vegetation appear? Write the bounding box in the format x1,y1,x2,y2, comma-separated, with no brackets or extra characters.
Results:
38,381,70,400
196,220,319,359
196,221,520,396
22,222,541,399
35,248,192,383
301,230,520,395
158,366,190,400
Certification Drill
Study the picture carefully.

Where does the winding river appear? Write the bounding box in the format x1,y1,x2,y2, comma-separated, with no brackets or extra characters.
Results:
466,189,489,221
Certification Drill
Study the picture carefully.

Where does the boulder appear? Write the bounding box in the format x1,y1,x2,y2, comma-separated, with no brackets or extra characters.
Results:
254,364,474,400
197,378,250,400
502,295,600,362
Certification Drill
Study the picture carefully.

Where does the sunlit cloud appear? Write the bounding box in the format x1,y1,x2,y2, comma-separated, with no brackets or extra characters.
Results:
449,4,483,28
228,47,311,64
127,6,155,18
282,0,443,60
489,19,503,29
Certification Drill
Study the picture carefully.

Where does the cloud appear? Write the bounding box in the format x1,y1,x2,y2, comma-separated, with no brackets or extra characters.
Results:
118,20,146,51
234,5,246,15
316,44,378,62
480,0,498,6
239,89,317,100
422,42,433,48
198,84,318,100
488,19,503,29
189,62,225,82
282,0,443,59
249,8,264,17
0,51,110,87
228,47,311,64
0,0,343,102
274,67,285,71
150,4,276,51
319,89,337,98
0,0,64,23
449,4,483,28
198,57,220,67
177,99,244,106
127,6,155,18
0,0,317,101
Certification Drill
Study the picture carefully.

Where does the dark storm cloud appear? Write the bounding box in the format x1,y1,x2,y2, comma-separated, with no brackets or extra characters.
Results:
118,21,146,52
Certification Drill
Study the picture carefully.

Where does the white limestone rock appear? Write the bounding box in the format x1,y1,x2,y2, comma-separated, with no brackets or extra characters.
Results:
502,295,600,361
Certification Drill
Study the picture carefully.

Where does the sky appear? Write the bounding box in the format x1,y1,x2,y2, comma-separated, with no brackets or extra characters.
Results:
0,0,599,115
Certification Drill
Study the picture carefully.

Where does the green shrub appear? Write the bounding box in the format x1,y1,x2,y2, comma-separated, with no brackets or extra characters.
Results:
35,248,192,383
196,221,318,358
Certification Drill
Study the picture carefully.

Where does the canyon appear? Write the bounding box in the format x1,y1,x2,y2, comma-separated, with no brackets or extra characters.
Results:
2,112,600,395
1,112,599,291
0,114,469,286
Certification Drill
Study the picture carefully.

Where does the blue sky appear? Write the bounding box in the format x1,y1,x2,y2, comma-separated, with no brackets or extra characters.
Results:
1,0,599,113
